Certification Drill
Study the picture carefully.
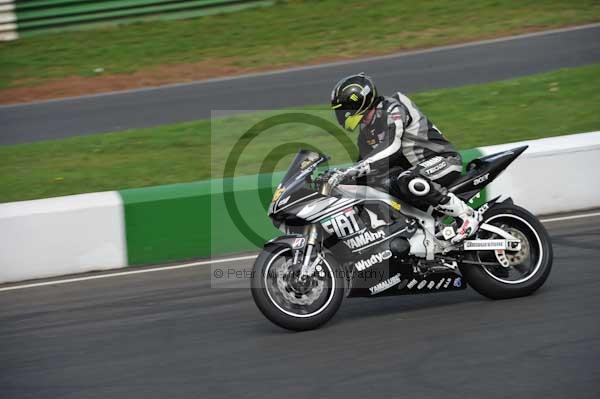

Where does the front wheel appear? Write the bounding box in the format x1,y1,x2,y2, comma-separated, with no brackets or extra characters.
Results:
251,245,345,331
460,203,553,299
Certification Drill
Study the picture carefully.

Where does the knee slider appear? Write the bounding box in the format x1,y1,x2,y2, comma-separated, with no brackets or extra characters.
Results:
395,172,430,198
407,177,431,196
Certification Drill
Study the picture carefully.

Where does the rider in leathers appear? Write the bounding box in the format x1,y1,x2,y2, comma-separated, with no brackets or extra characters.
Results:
330,73,480,243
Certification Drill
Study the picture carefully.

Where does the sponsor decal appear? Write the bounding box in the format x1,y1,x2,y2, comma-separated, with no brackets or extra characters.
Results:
390,201,401,211
404,278,458,291
344,229,386,250
425,161,447,175
419,156,443,168
398,277,461,291
355,250,392,271
473,173,490,186
464,240,507,250
292,237,305,249
396,279,409,290
279,195,291,206
369,273,402,295
321,208,361,238
272,186,285,202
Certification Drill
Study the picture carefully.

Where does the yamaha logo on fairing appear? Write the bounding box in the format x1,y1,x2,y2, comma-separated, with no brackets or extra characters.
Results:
369,273,402,295
344,229,386,250
321,208,362,238
419,156,443,168
355,250,392,271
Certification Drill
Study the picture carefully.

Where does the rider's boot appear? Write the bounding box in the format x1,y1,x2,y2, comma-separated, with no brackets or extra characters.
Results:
435,193,481,244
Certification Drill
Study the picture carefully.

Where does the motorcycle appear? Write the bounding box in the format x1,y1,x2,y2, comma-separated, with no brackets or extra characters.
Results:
251,147,553,331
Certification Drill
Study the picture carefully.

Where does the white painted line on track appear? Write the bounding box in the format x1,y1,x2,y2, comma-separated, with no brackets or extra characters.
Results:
0,255,258,292
1,210,599,292
1,22,599,109
540,211,600,223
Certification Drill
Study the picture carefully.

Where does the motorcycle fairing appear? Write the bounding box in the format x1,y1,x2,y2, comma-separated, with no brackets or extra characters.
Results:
450,146,528,201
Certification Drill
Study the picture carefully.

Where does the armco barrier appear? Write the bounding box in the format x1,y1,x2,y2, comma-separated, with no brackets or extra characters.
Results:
0,0,273,40
1,132,599,283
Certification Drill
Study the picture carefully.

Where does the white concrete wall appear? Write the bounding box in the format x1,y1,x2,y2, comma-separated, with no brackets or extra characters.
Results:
0,191,127,283
481,131,600,215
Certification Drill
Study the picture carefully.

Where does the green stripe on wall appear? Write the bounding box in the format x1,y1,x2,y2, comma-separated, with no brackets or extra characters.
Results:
119,173,283,266
120,149,488,266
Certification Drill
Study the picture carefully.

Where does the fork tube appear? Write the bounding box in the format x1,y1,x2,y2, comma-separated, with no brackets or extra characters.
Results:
300,224,318,274
300,180,331,276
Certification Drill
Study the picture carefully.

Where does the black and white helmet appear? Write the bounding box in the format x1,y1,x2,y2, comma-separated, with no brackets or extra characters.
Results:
331,73,378,131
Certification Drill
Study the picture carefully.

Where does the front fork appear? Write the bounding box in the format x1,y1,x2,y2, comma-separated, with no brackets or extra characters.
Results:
298,180,333,277
299,224,319,277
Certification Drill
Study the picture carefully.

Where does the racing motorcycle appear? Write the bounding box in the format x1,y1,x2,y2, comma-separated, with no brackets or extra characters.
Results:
251,147,553,331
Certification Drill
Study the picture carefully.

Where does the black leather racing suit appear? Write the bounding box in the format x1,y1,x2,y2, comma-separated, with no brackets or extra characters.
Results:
357,92,462,207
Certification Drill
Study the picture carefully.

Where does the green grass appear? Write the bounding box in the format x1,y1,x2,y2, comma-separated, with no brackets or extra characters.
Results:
1,64,600,203
1,0,599,89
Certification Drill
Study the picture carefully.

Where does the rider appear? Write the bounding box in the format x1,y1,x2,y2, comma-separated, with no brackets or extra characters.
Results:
330,72,480,244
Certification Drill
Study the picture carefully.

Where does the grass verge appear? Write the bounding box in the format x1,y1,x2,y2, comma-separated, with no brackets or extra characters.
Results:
1,64,599,203
1,0,599,92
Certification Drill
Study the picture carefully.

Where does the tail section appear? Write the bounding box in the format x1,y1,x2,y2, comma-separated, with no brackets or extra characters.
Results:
450,146,528,202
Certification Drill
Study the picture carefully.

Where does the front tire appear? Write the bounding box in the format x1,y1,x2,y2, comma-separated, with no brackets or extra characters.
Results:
251,245,345,331
460,203,553,299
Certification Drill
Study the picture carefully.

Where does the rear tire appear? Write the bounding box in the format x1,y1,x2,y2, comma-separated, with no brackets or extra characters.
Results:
251,245,345,331
460,203,553,300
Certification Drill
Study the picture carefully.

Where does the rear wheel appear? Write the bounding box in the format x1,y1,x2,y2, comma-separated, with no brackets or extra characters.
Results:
460,203,553,299
251,245,345,331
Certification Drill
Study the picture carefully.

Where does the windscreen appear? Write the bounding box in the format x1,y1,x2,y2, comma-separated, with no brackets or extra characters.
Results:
280,150,325,184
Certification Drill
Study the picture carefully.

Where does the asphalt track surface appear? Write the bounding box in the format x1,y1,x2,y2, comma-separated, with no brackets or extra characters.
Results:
1,212,599,398
2,24,600,145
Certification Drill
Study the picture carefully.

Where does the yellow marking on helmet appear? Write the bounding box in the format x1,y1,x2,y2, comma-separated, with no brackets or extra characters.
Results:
344,114,364,131
350,93,359,102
